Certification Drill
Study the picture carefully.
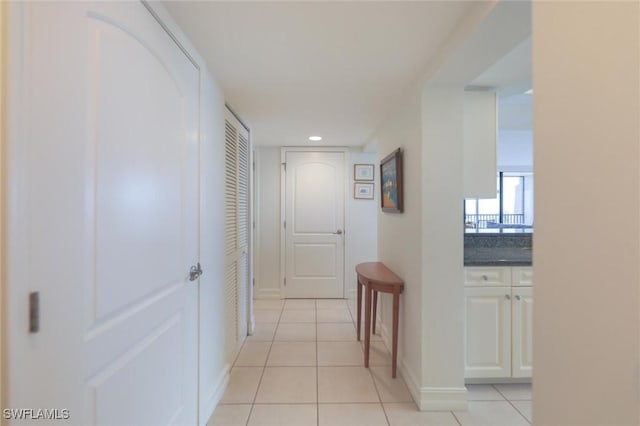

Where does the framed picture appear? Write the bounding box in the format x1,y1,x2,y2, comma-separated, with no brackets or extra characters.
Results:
354,164,375,181
380,148,403,213
354,183,374,199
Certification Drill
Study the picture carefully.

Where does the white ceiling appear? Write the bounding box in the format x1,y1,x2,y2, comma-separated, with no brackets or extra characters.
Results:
164,1,482,147
471,38,532,131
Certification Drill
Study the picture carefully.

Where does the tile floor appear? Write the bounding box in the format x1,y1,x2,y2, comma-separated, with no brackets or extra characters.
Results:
208,299,532,426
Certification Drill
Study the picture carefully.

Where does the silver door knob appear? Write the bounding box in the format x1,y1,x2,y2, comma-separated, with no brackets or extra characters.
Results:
334,230,343,235
515,295,521,301
189,263,203,282
505,294,511,300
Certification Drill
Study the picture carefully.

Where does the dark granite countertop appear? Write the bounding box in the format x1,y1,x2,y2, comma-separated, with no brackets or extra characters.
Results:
464,247,532,266
464,233,532,266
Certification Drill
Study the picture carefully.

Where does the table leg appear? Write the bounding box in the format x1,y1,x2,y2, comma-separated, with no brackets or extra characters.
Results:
392,291,400,378
372,290,378,335
364,282,372,368
356,277,362,341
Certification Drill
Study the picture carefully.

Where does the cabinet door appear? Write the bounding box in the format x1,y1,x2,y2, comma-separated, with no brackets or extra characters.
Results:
464,287,512,378
512,286,533,378
463,91,497,198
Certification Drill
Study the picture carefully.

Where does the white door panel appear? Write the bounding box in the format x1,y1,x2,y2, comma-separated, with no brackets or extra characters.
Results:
6,2,199,424
92,16,188,318
293,244,337,277
293,162,339,233
284,151,345,298
464,287,511,379
512,287,533,377
224,112,250,362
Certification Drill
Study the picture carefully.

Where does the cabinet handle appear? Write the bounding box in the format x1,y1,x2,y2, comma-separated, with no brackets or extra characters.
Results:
482,275,488,281
505,294,511,300
515,295,521,301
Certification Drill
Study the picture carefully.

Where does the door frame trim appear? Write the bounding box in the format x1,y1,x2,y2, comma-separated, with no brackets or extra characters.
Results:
279,147,349,299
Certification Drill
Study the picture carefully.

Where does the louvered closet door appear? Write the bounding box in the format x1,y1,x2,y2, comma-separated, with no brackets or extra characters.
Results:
224,110,250,362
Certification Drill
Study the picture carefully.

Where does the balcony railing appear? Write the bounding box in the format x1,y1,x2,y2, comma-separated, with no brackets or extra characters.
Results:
465,214,526,229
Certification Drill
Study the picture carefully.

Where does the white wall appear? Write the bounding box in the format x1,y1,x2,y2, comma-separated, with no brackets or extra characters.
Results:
372,0,531,411
375,90,425,402
420,85,465,407
533,2,640,425
374,87,467,410
345,152,378,300
197,70,228,421
497,130,532,170
254,147,378,300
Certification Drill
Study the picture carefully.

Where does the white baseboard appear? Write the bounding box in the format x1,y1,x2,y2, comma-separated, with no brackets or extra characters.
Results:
398,359,468,411
254,288,282,299
466,377,531,385
381,325,468,412
418,386,468,411
398,358,421,405
248,315,255,335
379,322,391,349
200,363,231,426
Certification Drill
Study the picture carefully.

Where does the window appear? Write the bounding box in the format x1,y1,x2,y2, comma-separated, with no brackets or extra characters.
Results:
464,172,533,231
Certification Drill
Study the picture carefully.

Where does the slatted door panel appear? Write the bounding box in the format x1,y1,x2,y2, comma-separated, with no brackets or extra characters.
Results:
225,122,238,257
224,262,238,360
236,131,250,344
224,120,239,361
224,110,250,362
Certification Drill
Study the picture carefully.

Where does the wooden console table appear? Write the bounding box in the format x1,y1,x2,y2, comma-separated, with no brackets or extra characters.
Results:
356,262,404,378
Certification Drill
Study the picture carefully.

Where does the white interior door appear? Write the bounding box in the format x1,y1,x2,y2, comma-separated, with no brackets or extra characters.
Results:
224,112,250,361
5,3,199,424
283,151,345,298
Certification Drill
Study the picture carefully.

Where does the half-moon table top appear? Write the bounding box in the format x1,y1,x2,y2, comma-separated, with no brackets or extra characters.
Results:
355,262,403,286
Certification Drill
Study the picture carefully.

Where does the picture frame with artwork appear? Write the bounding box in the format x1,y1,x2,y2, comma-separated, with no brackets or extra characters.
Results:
380,148,403,213
354,182,374,199
354,164,374,181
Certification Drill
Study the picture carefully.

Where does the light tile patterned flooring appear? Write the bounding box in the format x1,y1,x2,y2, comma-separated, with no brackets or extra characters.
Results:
208,299,532,426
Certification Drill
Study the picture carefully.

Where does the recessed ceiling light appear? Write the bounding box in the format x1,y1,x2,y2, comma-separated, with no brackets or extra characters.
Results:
308,136,322,142
524,89,533,95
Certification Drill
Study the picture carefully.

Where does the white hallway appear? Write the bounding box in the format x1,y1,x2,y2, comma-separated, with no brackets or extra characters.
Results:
1,2,639,426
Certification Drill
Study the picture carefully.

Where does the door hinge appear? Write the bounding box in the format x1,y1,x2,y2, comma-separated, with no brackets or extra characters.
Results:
284,278,287,286
283,220,286,229
253,220,256,229
282,162,286,171
253,161,256,172
253,278,255,287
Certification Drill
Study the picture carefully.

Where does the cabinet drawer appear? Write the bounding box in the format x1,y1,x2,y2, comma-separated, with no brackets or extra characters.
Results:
464,267,511,286
512,267,533,286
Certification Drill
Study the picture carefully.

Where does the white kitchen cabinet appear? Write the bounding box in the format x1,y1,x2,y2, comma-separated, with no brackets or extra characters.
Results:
464,266,533,379
464,286,512,378
512,286,533,377
463,91,497,199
